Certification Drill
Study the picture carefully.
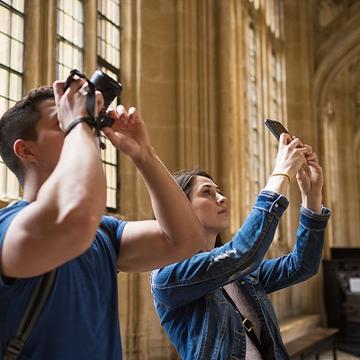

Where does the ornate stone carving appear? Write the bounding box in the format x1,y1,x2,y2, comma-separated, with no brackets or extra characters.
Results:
317,0,345,28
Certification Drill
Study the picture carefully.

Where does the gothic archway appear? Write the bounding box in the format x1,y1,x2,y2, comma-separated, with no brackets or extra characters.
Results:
314,9,360,251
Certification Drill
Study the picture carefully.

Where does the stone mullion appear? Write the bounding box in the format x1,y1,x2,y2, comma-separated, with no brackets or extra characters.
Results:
256,0,294,320
176,0,217,174
197,0,208,170
320,99,335,257
202,0,217,176
245,9,257,205
216,0,248,235
177,0,198,169
24,0,56,90
83,0,97,76
117,1,144,359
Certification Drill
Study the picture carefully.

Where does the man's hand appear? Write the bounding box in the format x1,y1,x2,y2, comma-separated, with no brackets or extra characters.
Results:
296,153,323,213
53,79,104,131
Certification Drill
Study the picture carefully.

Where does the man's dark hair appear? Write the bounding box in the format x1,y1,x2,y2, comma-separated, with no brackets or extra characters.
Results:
174,168,223,247
0,86,54,185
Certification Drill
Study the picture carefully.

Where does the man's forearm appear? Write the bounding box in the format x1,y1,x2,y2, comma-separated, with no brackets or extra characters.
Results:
37,124,106,231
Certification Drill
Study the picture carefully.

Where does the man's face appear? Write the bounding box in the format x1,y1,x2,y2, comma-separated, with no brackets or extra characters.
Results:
30,99,64,175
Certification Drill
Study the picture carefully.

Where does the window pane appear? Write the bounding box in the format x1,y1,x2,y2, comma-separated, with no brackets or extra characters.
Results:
97,0,121,211
0,97,8,116
0,34,10,67
0,69,9,97
0,163,7,198
0,1,24,200
56,0,84,78
0,6,10,34
11,12,23,41
10,39,23,72
9,72,22,100
12,0,24,13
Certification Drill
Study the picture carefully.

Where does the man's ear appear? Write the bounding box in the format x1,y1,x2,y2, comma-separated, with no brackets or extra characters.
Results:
13,139,36,162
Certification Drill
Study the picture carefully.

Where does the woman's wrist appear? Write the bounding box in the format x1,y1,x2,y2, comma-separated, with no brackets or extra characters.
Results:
264,174,290,195
301,194,322,214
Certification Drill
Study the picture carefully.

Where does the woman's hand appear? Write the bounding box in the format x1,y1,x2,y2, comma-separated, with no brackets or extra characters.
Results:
101,105,152,163
265,133,309,195
296,153,323,213
272,133,310,179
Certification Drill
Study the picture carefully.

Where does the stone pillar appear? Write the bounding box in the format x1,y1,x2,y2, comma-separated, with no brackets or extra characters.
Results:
24,0,57,90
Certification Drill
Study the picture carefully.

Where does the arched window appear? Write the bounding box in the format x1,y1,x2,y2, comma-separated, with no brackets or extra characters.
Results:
97,0,121,211
0,0,24,200
56,0,84,78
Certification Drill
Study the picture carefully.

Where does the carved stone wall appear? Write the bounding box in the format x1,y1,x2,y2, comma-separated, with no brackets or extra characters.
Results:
314,0,360,254
117,1,360,359
22,1,360,359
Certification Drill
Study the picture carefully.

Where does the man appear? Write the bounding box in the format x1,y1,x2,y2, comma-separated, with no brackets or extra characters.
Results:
0,78,206,359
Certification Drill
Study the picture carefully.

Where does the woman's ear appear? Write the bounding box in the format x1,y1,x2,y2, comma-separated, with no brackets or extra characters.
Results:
13,139,36,162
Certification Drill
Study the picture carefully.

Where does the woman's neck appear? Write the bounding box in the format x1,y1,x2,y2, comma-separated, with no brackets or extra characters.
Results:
203,232,217,251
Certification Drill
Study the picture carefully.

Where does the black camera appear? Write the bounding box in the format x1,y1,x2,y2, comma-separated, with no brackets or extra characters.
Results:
90,70,122,128
64,69,122,128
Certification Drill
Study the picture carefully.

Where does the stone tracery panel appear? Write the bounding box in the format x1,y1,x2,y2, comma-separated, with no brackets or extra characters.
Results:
318,57,360,249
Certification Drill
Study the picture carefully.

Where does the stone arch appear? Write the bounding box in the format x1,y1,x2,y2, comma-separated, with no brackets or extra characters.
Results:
314,10,360,251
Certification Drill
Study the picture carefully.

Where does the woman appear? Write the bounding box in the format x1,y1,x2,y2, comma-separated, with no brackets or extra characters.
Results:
151,134,331,360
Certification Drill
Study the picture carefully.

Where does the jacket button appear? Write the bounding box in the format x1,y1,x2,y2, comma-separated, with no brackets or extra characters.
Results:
240,281,245,285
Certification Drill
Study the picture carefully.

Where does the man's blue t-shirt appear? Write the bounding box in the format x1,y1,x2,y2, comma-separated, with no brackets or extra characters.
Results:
0,201,127,359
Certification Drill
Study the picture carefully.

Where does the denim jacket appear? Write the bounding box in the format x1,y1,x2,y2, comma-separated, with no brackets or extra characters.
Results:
151,190,331,360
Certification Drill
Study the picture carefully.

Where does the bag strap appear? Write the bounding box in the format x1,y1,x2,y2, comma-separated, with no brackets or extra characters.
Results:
238,312,267,358
222,287,268,359
3,270,57,360
3,223,116,359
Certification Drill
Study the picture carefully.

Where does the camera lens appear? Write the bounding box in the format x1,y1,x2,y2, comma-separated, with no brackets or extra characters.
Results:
90,70,122,108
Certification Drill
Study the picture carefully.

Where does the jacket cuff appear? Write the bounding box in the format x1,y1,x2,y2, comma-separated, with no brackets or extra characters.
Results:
254,190,289,220
300,205,331,230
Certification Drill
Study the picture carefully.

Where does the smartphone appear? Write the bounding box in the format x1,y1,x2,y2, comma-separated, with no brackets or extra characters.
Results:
264,119,289,141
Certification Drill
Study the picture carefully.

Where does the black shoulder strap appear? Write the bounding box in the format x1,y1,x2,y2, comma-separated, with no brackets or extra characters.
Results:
222,287,271,360
3,270,56,360
3,223,117,359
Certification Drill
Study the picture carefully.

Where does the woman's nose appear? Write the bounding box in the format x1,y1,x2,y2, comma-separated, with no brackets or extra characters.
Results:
217,193,227,206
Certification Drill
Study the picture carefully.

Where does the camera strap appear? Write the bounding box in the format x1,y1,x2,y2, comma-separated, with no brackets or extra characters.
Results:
63,69,106,149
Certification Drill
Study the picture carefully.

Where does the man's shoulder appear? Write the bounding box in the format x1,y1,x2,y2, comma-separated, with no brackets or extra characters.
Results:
99,215,127,236
0,200,28,229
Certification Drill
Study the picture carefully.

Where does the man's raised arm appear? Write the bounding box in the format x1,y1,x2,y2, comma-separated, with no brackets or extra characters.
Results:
1,79,106,277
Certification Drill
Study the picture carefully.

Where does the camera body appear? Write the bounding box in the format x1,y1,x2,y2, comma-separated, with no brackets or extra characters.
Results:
63,69,122,128
90,70,122,128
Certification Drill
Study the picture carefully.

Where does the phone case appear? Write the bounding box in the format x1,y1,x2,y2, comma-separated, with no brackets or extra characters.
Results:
264,119,289,141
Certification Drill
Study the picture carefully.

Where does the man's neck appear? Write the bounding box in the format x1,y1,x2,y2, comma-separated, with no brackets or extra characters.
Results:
22,171,45,202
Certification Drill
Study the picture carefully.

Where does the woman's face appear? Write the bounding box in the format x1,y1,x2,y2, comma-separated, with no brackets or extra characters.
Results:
188,176,229,235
